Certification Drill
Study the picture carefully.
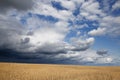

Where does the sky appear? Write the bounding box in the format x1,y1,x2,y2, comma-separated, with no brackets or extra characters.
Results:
0,0,120,66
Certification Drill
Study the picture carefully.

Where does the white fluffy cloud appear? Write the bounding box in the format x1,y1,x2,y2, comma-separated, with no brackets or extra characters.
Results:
81,0,101,15
88,28,106,36
112,0,120,10
57,0,76,11
33,1,73,21
98,16,120,37
77,0,120,37
80,0,105,20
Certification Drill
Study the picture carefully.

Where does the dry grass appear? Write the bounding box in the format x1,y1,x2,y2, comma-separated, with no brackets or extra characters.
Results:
0,62,120,80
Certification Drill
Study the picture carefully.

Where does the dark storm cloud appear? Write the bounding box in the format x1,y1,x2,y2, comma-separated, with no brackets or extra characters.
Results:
21,37,30,44
96,50,108,56
35,42,67,54
33,39,94,55
0,0,34,12
0,16,26,50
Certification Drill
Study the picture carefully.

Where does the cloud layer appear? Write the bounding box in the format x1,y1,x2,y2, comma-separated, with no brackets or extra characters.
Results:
0,0,120,65
0,0,34,13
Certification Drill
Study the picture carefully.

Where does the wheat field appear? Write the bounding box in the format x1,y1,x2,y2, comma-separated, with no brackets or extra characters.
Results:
0,62,120,80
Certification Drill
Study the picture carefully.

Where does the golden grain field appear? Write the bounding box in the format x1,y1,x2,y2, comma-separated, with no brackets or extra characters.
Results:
0,62,120,80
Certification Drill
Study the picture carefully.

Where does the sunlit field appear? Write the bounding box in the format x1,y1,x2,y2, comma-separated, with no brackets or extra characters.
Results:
0,62,120,80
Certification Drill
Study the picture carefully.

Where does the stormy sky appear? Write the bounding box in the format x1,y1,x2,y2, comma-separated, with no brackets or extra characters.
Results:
0,0,120,65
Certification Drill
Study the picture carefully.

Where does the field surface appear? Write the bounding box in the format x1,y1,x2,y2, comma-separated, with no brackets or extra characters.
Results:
0,62,120,80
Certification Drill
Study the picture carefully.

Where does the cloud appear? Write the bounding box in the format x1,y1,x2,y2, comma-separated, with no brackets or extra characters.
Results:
0,15,25,50
33,2,73,21
78,0,120,37
0,0,119,65
88,28,106,36
80,0,105,20
96,57,113,64
0,12,95,55
55,49,115,65
35,42,68,54
81,0,101,15
34,37,94,54
96,50,108,56
0,0,34,13
112,0,120,11
70,37,95,51
101,0,111,12
21,37,30,44
56,0,76,11
87,15,120,37
99,16,120,37
55,49,97,63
